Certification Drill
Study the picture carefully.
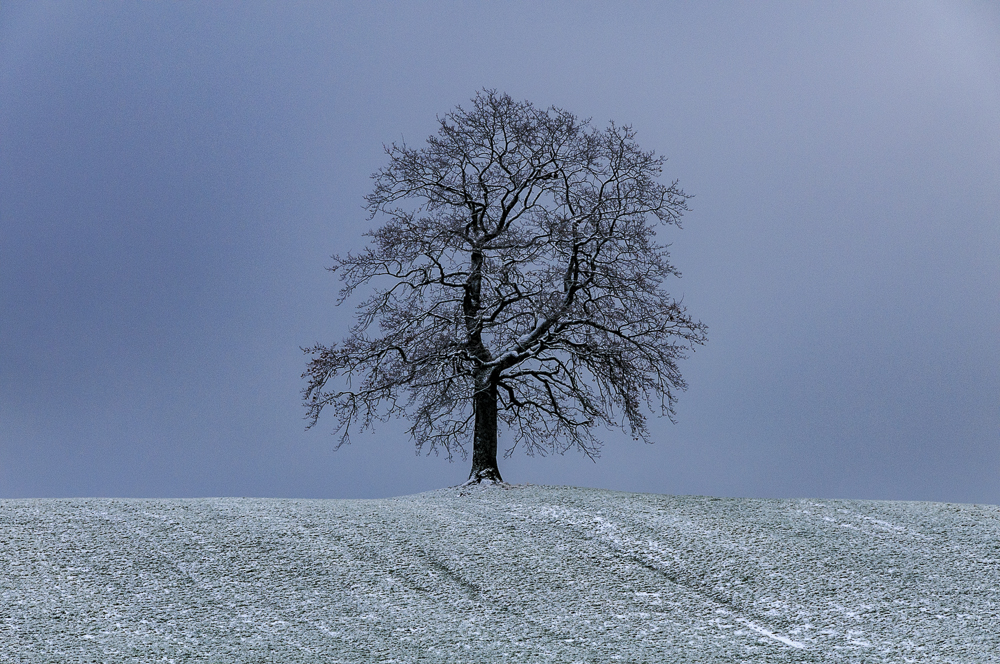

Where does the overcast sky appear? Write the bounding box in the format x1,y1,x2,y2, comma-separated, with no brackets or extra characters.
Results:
2,1,998,502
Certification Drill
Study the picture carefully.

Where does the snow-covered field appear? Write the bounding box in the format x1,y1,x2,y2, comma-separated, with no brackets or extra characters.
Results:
1,485,998,663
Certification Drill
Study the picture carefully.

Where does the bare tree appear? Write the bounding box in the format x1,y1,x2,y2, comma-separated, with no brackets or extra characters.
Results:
303,90,707,484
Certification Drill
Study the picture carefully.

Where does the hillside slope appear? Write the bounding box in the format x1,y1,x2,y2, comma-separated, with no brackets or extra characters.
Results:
2,486,998,662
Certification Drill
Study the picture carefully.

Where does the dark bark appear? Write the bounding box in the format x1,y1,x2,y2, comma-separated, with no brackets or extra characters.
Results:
464,249,503,483
468,371,503,483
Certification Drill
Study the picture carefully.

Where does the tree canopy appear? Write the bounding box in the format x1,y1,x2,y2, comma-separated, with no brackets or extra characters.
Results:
303,90,707,483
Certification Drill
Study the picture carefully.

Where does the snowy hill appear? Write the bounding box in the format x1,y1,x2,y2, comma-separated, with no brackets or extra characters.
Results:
2,485,998,662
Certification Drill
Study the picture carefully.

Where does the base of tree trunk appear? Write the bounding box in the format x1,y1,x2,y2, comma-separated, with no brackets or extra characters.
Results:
463,466,504,485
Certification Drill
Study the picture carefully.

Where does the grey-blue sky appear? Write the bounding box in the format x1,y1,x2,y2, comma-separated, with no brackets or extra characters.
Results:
2,1,998,501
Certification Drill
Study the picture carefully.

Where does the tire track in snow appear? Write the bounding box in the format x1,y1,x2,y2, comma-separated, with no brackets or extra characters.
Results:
342,498,595,661
520,502,809,652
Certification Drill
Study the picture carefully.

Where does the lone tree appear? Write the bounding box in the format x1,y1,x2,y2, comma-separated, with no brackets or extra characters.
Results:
303,90,706,484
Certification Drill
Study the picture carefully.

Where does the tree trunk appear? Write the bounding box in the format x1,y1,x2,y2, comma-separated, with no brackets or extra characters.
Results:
468,371,503,484
462,246,503,485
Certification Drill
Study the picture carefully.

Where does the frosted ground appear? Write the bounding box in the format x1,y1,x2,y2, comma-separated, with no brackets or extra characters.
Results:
1,485,998,662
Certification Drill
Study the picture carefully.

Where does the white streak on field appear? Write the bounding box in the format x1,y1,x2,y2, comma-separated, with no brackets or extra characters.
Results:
1,487,998,662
